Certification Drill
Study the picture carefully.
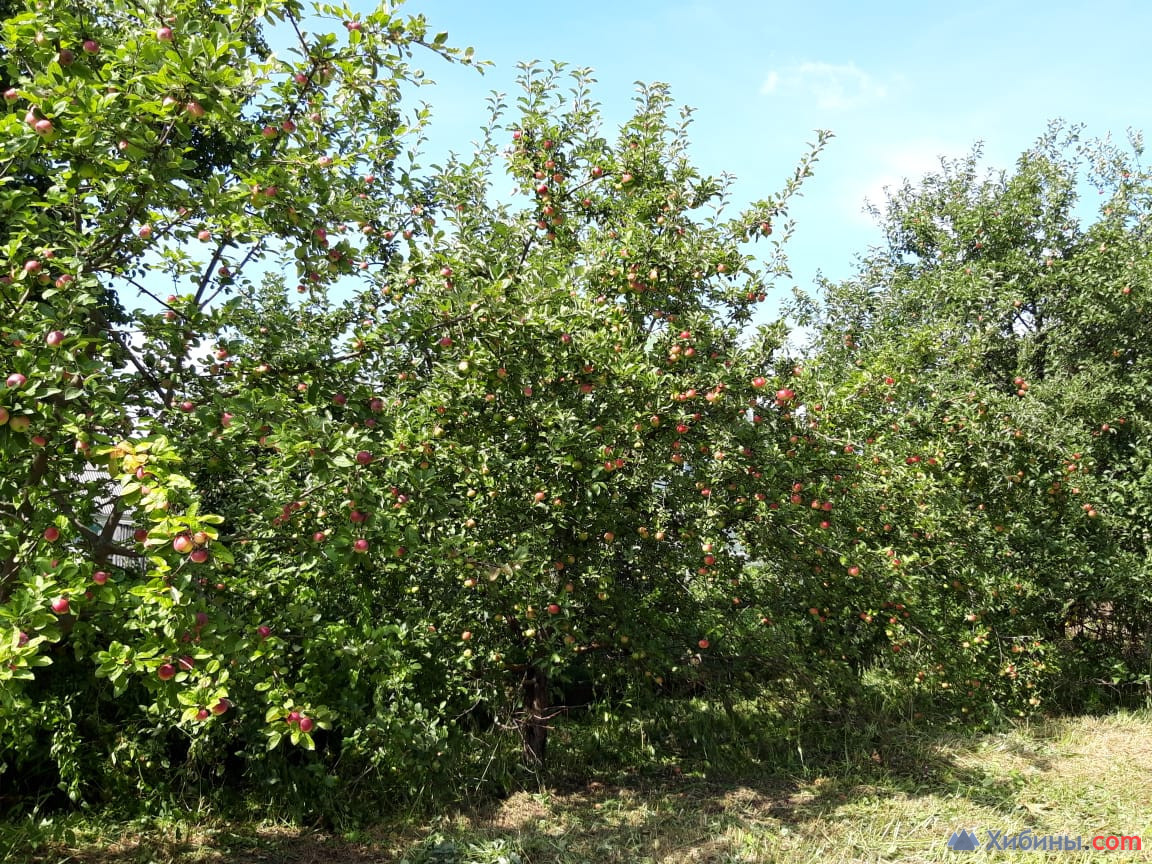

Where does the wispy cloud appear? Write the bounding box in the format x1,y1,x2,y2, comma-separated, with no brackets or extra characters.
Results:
761,61,888,110
846,138,966,225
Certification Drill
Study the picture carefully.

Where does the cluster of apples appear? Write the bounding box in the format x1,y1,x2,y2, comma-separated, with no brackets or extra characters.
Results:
171,531,212,563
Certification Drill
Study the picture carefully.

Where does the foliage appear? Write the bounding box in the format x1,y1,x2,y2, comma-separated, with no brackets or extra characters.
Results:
1,0,1150,821
0,0,479,810
798,122,1152,720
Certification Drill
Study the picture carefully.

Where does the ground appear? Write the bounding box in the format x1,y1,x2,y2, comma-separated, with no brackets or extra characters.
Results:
4,712,1151,863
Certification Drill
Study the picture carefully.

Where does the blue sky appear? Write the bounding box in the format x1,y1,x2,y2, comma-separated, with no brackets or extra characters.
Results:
360,0,1152,309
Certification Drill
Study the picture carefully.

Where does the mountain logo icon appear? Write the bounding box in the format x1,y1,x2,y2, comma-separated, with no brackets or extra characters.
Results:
947,828,982,851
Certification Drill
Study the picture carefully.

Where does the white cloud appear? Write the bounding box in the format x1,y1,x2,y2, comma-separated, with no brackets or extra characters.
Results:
852,139,955,223
761,61,888,110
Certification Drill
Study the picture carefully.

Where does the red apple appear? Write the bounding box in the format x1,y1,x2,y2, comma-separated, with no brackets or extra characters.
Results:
212,699,231,715
196,708,211,721
156,26,173,40
33,119,53,136
157,663,176,680
257,625,272,639
82,39,99,54
355,450,373,465
178,400,194,412
3,88,18,102
0,407,11,426
17,630,29,647
353,538,369,553
189,548,209,563
57,49,75,66
185,101,206,118
92,570,108,585
45,330,65,348
43,526,60,542
547,603,561,615
698,639,709,649
298,716,314,733
178,655,195,671
197,229,211,242
173,534,194,553
752,376,767,388
50,596,69,614
133,528,149,543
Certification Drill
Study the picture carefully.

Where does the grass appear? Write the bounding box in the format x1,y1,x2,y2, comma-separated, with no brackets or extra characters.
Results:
4,710,1152,863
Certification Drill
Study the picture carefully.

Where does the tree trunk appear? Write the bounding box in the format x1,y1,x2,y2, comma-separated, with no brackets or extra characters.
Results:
522,663,550,765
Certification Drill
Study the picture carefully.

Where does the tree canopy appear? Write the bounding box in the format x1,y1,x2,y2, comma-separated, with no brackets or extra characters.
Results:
2,0,1150,818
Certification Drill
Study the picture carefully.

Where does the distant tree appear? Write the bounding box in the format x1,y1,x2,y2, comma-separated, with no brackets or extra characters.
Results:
802,122,1152,716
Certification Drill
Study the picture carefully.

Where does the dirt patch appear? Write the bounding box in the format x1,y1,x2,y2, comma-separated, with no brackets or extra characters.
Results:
476,790,553,831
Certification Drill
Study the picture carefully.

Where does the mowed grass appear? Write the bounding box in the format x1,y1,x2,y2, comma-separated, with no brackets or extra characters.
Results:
4,711,1152,864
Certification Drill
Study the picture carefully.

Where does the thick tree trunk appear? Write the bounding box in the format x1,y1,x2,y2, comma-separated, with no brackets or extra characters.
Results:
522,663,550,765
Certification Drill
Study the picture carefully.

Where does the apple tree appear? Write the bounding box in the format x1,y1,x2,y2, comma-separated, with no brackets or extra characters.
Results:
798,123,1152,720
191,62,840,774
0,0,481,805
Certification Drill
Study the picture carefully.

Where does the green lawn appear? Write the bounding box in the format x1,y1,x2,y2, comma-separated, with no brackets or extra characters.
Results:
5,711,1152,863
